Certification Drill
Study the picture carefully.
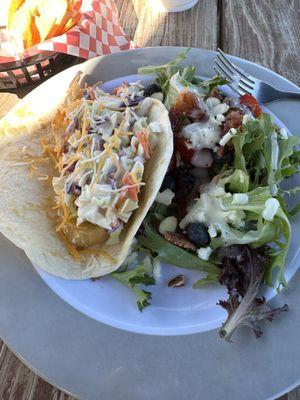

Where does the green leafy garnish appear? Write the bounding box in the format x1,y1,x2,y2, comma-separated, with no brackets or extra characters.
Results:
138,48,227,109
164,71,227,109
138,225,219,274
208,186,291,287
138,48,191,92
219,169,250,193
111,263,156,311
193,271,220,288
232,113,300,195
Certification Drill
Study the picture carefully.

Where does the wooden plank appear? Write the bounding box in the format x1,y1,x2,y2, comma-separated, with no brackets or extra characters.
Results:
288,387,300,400
0,93,19,119
115,0,219,49
221,0,300,86
0,341,77,400
0,0,300,399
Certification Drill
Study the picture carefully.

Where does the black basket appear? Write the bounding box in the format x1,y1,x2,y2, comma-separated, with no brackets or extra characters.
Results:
0,50,82,91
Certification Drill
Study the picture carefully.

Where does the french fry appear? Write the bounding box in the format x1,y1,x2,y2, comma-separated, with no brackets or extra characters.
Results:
6,0,82,51
7,0,26,29
47,0,79,38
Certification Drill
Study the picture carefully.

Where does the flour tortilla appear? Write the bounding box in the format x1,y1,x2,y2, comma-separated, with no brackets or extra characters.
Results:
0,73,173,279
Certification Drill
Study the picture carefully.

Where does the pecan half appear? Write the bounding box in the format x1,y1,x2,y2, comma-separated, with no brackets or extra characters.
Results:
163,232,197,251
168,274,185,288
223,109,243,134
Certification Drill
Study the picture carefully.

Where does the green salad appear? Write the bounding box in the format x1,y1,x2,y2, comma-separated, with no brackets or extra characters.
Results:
103,49,300,341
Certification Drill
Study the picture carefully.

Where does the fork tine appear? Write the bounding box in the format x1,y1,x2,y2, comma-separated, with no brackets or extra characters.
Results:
238,81,252,94
236,84,248,95
213,65,244,96
231,84,247,96
216,54,254,94
214,64,248,96
215,55,249,90
214,61,234,82
237,79,253,91
217,49,256,86
216,53,255,90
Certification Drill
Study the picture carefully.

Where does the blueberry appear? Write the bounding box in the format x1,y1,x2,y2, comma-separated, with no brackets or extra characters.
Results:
143,83,162,97
187,223,210,247
161,175,176,192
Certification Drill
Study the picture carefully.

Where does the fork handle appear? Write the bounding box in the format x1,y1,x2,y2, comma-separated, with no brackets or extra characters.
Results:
270,88,300,101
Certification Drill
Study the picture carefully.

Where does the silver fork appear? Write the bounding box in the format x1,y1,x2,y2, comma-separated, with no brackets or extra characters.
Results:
213,48,300,104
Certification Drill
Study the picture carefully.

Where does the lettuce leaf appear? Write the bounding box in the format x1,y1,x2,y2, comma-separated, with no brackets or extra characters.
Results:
210,186,291,287
138,48,227,108
232,113,300,196
111,263,156,311
216,245,288,341
219,169,250,193
138,48,191,91
138,225,219,274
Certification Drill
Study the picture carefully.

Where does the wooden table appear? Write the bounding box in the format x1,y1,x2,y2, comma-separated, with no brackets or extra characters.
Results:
0,0,299,398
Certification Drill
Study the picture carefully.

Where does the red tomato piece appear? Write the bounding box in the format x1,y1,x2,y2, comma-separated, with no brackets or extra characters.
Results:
174,137,195,164
240,94,262,118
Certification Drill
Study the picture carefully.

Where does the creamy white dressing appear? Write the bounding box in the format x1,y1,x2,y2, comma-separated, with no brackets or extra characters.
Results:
182,121,222,151
232,193,249,205
179,183,245,230
55,83,159,242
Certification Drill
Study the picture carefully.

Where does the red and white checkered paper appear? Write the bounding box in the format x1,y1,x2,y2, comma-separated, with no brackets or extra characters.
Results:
0,0,135,64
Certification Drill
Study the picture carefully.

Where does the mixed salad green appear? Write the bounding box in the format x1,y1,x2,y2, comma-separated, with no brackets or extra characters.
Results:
104,49,300,340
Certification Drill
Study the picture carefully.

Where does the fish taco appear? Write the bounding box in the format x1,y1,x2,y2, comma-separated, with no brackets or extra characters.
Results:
0,72,173,278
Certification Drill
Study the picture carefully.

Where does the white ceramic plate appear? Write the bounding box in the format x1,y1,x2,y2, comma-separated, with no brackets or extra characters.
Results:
1,47,300,400
34,62,300,335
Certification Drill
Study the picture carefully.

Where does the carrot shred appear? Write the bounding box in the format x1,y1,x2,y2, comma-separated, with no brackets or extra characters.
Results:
136,129,150,159
122,171,139,202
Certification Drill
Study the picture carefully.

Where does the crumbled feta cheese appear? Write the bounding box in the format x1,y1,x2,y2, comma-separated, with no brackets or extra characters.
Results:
197,246,212,261
219,128,237,147
211,103,229,116
205,97,221,109
155,189,175,206
159,216,178,235
232,193,249,205
215,114,226,124
242,114,250,124
280,127,288,139
262,198,280,221
208,224,217,238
